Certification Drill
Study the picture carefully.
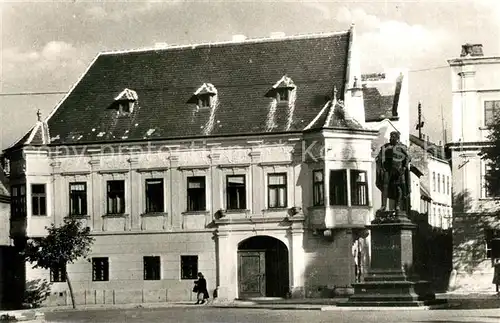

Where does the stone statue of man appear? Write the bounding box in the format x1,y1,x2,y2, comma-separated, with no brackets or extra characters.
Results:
375,131,411,213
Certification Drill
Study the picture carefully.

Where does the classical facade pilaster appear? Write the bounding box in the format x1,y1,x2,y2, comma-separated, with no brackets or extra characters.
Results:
288,226,305,298
89,157,101,232
128,156,140,231
168,155,180,230
209,153,221,221
215,229,238,300
249,151,262,214
50,161,62,227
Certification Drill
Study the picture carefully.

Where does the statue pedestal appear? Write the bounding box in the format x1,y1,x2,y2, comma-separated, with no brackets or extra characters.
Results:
339,210,446,307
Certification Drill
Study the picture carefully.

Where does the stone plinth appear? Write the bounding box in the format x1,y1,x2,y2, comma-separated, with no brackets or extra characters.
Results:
339,210,445,307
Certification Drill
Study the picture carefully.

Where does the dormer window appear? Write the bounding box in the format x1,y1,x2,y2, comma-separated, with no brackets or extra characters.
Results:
198,94,212,108
276,88,290,102
265,75,296,103
188,83,218,110
111,88,138,117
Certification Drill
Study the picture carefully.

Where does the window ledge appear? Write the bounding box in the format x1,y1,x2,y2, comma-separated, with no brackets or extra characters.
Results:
65,215,90,219
263,208,288,212
182,210,209,215
102,213,129,218
141,212,168,217
479,198,500,201
31,215,48,217
225,209,250,214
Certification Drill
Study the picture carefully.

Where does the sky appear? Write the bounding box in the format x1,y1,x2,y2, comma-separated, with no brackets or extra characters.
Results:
1,0,499,150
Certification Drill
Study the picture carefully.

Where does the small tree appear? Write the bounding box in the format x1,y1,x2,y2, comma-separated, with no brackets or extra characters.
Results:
24,218,95,309
480,114,500,200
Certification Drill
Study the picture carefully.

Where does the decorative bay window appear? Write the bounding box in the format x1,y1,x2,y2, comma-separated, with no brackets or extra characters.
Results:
329,170,348,206
350,170,368,206
31,184,47,216
312,170,324,206
11,184,26,218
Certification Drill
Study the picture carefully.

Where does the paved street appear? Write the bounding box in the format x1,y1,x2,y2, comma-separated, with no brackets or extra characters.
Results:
45,307,500,323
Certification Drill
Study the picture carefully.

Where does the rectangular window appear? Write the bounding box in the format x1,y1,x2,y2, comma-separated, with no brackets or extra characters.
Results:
143,256,161,280
351,170,368,206
312,170,324,206
50,263,66,283
437,174,441,193
69,182,87,216
145,179,164,213
31,184,47,216
485,229,500,259
11,184,26,218
180,255,198,280
330,170,348,205
484,100,500,126
187,177,206,211
226,175,246,210
442,176,446,195
268,173,287,208
433,172,436,192
481,162,499,198
92,257,109,281
107,180,125,214
446,176,449,195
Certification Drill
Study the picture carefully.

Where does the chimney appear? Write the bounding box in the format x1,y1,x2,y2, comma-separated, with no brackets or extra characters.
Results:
460,43,484,57
269,32,286,39
232,34,247,42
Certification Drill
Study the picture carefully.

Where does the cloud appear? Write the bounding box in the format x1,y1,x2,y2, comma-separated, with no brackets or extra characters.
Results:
336,7,452,71
1,41,90,91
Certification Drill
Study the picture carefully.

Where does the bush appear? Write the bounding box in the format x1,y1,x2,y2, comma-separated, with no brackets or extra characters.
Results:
22,279,52,308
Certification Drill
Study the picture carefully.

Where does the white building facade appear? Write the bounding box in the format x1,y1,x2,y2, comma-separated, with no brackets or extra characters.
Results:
448,43,500,292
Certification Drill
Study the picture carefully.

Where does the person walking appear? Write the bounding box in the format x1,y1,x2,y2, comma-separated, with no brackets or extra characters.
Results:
194,272,209,304
493,258,500,295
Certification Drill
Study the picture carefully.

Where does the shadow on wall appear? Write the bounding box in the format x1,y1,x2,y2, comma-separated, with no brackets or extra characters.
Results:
452,190,500,277
0,245,26,310
409,210,452,293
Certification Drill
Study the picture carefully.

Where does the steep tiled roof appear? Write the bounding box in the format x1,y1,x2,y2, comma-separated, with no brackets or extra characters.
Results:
363,73,404,122
409,134,447,160
304,99,363,131
11,31,353,147
10,111,51,148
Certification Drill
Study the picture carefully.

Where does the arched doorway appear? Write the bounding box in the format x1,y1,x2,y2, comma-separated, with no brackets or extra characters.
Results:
237,236,289,299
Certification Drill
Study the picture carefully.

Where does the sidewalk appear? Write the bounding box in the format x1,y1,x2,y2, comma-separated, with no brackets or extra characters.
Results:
6,292,500,318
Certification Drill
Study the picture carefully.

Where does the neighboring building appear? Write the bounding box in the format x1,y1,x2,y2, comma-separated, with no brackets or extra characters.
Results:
3,27,381,305
409,135,452,229
362,70,425,213
447,43,500,292
0,168,10,245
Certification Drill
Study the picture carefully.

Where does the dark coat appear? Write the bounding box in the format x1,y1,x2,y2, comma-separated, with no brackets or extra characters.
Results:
493,262,500,285
194,278,209,299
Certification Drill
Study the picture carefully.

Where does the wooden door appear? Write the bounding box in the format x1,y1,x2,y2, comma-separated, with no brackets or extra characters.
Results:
238,251,266,298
